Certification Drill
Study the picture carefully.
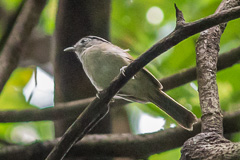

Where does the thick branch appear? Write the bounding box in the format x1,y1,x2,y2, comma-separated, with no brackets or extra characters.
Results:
46,5,240,160
181,132,240,160
181,0,240,159
196,30,223,134
0,110,240,159
196,0,239,136
0,0,47,93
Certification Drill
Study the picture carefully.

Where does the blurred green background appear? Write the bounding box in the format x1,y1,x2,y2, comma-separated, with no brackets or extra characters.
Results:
0,0,239,159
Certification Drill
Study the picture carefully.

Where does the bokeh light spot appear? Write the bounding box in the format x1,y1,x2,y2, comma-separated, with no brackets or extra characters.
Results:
146,6,164,25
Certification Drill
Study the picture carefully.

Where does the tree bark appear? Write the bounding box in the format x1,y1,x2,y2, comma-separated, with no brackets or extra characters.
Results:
181,0,240,159
1,108,240,159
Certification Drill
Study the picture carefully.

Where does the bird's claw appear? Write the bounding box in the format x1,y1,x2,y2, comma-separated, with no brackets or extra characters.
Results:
96,90,104,99
120,66,127,76
120,66,135,79
110,99,115,103
96,93,100,99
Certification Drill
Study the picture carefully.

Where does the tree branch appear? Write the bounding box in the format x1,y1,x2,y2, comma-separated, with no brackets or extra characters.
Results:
181,0,240,159
0,0,26,52
46,5,240,160
181,132,240,160
160,46,240,91
0,110,240,159
0,45,239,123
195,0,232,135
0,97,94,122
0,0,47,94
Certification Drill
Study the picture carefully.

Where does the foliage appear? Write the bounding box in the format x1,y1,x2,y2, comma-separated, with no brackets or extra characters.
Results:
149,148,181,160
0,0,239,159
112,0,240,158
0,67,54,144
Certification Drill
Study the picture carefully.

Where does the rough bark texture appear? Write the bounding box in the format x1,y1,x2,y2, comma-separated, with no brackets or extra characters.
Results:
196,0,240,136
181,0,240,159
196,26,224,134
197,0,239,134
54,0,111,137
181,132,240,160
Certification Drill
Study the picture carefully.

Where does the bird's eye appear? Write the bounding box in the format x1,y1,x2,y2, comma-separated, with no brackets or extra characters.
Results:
81,38,90,44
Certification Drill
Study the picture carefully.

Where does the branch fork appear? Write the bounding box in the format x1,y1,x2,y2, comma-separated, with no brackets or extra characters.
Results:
181,0,240,159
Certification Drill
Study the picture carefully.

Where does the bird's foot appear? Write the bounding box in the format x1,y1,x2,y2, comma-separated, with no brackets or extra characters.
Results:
120,66,127,76
110,99,115,103
96,90,104,99
120,66,135,79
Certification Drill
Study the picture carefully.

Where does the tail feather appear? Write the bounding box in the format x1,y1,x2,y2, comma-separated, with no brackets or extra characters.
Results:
149,90,197,130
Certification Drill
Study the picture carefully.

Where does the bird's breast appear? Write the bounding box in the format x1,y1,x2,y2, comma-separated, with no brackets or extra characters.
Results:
80,49,129,91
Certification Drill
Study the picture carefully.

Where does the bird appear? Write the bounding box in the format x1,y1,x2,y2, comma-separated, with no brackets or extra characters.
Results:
64,36,197,130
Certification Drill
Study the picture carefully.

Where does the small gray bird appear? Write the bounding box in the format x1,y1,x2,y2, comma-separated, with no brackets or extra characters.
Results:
64,36,197,130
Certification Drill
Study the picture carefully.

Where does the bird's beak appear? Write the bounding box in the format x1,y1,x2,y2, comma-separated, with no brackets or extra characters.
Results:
64,47,75,52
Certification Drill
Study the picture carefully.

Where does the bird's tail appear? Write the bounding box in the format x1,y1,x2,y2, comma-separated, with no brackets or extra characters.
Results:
148,90,197,130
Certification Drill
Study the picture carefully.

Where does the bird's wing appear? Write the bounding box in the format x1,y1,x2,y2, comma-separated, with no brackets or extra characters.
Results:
141,68,163,89
117,47,163,90
115,94,147,103
117,48,134,63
